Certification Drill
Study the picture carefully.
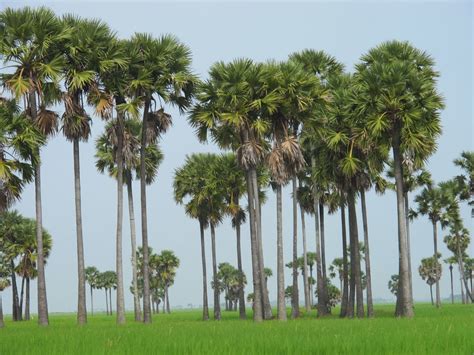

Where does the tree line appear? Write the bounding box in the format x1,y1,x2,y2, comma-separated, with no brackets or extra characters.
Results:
0,6,472,327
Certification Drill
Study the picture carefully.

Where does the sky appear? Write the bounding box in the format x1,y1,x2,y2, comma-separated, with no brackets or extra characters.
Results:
1,0,472,314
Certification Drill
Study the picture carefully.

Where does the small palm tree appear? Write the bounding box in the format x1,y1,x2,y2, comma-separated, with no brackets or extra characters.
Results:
418,256,442,305
85,266,99,316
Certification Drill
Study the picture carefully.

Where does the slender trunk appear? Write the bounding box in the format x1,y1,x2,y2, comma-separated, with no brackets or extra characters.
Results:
449,265,454,304
126,175,142,321
105,289,109,315
392,125,414,317
162,296,165,313
115,111,125,325
348,190,364,318
460,276,465,304
309,265,314,307
166,286,170,313
151,298,155,314
245,169,263,322
90,285,93,316
140,100,152,323
156,300,159,314
430,284,433,305
319,203,327,284
253,170,272,319
313,196,328,316
432,221,441,308
25,277,30,320
29,85,48,326
360,190,374,317
109,288,113,315
457,242,473,302
340,205,349,318
299,182,310,313
235,195,246,320
73,138,87,325
19,276,25,319
210,224,221,320
276,184,286,320
0,294,3,328
199,221,209,320
404,193,414,305
10,261,20,321
291,176,300,319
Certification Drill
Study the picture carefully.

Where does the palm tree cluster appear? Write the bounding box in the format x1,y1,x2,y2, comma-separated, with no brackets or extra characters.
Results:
84,268,117,316
0,6,471,328
0,211,52,322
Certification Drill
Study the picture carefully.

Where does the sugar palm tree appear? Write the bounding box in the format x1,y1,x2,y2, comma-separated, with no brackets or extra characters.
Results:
354,41,444,317
174,154,214,320
95,118,162,321
125,34,196,323
189,59,275,321
412,185,448,307
156,250,179,314
453,151,474,215
214,153,247,319
85,266,99,316
419,255,442,305
0,7,67,325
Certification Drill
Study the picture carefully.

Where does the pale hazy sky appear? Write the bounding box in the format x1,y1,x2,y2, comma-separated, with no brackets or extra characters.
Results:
2,0,472,313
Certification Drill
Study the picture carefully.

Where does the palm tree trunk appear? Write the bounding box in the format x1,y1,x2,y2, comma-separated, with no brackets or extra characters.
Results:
126,175,142,321
276,184,286,320
234,195,246,320
151,298,156,314
347,190,364,318
140,99,152,323
25,277,30,320
392,124,414,317
19,275,25,319
90,285,93,317
309,265,314,307
166,286,170,313
319,203,327,285
313,195,328,316
72,138,87,325
115,111,126,325
298,182,310,313
360,190,374,317
253,170,272,320
10,260,20,321
109,288,113,315
460,276,465,304
105,289,109,315
430,284,433,305
404,193,414,305
432,221,441,308
0,293,3,328
245,169,263,322
199,221,210,320
340,204,349,318
210,224,221,320
457,242,473,302
29,86,48,326
291,176,300,319
449,265,454,304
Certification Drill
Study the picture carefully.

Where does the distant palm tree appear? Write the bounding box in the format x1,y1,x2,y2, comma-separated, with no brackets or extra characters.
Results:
419,256,442,305
85,266,99,316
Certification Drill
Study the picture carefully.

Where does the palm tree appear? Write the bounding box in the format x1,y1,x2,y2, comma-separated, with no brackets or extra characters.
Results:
444,257,456,304
190,59,275,321
0,7,67,325
412,185,448,307
214,153,247,319
174,154,213,321
95,118,162,321
354,41,444,317
126,34,196,323
156,250,179,314
0,254,10,328
453,151,474,216
85,266,99,316
419,255,442,305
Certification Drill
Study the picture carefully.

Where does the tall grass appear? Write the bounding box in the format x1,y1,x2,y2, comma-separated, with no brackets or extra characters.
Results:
0,303,472,354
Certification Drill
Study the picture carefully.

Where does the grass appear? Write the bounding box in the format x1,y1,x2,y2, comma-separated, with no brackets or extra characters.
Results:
0,303,472,354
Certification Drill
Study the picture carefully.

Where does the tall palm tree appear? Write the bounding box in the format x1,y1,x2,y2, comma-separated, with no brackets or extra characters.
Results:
0,7,67,325
126,34,196,323
95,118,162,321
412,185,447,307
189,59,276,321
354,41,444,317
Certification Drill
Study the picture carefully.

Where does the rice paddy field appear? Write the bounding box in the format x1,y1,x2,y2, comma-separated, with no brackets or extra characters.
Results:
0,303,472,354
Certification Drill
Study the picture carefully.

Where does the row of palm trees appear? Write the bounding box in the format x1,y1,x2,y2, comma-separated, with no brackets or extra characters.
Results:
0,6,471,326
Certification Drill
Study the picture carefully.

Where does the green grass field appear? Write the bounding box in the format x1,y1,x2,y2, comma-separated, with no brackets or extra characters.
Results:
0,303,472,354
